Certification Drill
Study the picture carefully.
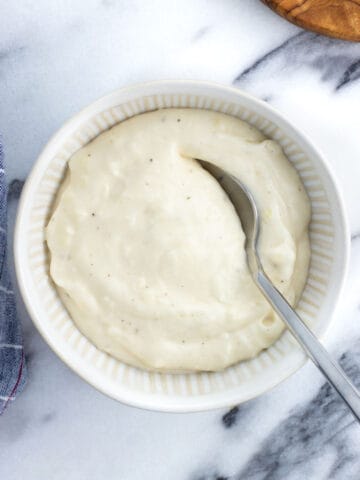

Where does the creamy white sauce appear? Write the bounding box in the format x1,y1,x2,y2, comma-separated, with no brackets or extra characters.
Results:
46,109,311,372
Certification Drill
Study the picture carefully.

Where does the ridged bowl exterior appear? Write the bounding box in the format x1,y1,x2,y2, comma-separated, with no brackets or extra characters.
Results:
14,81,349,412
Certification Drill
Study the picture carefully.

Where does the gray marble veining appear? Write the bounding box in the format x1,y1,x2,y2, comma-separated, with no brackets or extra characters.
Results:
186,347,360,480
235,31,360,92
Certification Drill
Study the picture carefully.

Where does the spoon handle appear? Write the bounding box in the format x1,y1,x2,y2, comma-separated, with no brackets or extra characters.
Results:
256,270,360,422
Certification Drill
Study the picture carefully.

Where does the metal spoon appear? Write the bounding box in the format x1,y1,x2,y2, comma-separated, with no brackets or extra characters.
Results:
199,159,360,422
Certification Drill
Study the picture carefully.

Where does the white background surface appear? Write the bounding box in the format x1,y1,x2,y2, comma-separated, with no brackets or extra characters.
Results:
1,1,360,479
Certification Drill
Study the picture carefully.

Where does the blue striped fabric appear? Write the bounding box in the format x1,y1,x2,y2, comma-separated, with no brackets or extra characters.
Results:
0,143,26,414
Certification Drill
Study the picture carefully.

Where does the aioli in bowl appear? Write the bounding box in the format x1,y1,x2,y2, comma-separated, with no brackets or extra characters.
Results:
46,108,311,372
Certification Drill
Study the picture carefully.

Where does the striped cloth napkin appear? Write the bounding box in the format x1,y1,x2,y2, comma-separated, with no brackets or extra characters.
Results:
0,143,26,414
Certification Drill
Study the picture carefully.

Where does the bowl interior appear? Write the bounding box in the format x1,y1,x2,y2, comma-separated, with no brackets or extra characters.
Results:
15,81,348,411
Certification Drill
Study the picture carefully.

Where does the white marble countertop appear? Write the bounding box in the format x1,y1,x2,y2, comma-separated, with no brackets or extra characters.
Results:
1,1,360,479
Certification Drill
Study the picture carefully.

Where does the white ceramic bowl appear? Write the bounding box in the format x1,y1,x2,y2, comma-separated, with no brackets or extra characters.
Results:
15,80,349,412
